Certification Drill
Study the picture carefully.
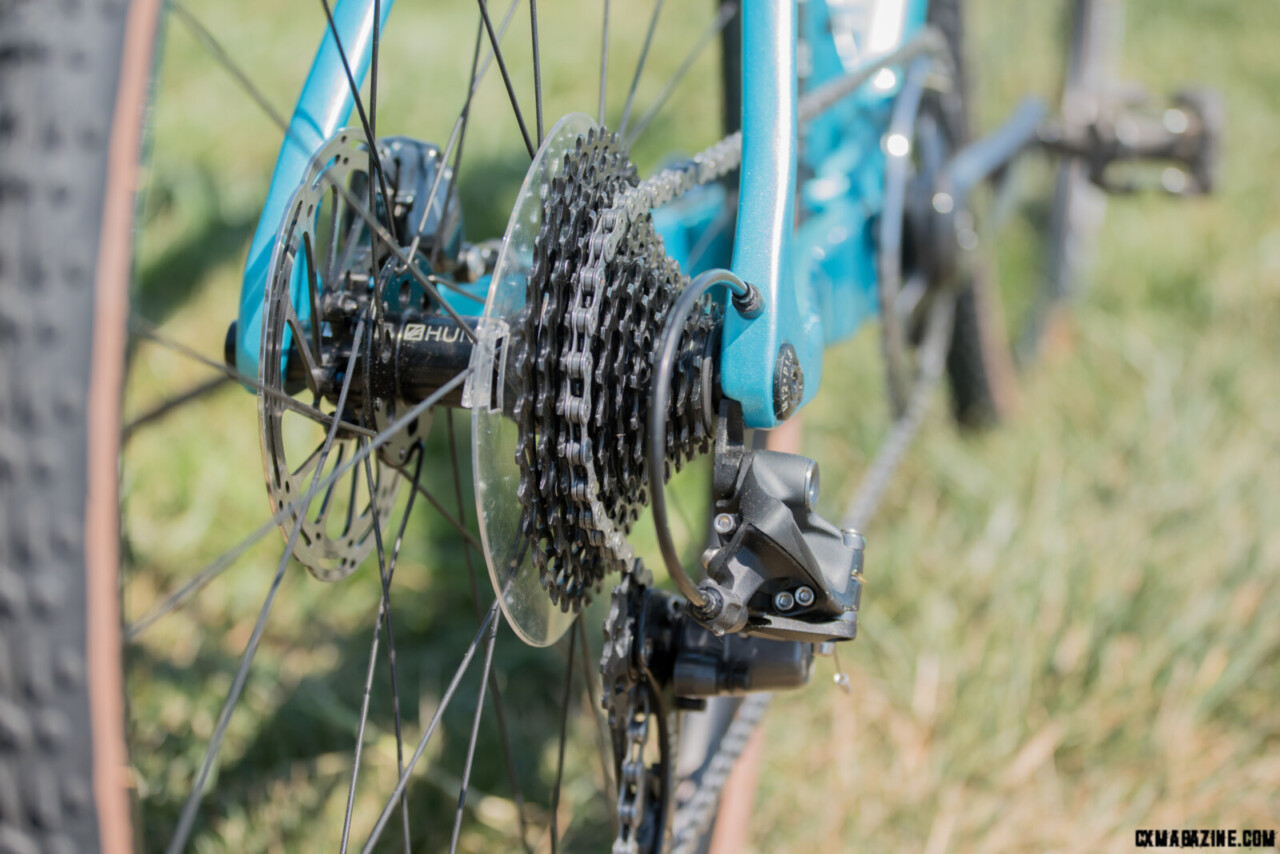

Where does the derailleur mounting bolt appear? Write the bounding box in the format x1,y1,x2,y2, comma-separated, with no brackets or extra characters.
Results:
713,513,738,535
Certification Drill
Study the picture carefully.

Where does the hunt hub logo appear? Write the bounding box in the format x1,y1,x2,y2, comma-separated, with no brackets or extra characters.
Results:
1135,829,1276,848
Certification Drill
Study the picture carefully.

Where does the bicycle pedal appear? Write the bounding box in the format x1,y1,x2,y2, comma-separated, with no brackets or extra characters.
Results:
1042,87,1223,196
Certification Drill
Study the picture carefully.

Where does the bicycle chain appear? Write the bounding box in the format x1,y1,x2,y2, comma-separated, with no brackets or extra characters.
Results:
601,567,653,854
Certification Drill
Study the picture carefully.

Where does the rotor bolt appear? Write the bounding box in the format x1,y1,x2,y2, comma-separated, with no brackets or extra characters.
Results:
773,590,795,612
713,513,738,536
795,586,815,607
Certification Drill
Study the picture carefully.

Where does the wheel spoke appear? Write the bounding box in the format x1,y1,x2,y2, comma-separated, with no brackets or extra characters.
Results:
428,19,482,269
475,0,536,158
618,0,666,139
165,318,367,854
549,622,577,854
122,375,231,441
127,317,376,438
313,444,348,524
448,612,501,854
529,0,544,145
427,273,487,304
302,233,325,359
169,2,289,130
166,2,478,343
445,412,532,851
325,185,342,289
360,603,500,854
318,0,401,249
359,439,413,851
284,301,322,391
598,0,611,124
625,1,737,147
575,616,617,829
405,476,484,554
407,0,521,263
126,369,471,640
339,443,424,854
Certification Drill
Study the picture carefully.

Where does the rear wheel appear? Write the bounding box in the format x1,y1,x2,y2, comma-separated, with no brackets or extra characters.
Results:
0,1,742,852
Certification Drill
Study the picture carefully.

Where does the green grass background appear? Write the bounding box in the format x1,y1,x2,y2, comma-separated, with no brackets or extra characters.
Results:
123,0,1280,850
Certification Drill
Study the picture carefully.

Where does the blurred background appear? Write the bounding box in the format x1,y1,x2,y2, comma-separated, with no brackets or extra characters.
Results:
122,0,1279,850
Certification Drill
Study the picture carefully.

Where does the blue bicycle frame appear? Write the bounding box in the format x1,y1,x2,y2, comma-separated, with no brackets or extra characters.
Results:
236,0,932,430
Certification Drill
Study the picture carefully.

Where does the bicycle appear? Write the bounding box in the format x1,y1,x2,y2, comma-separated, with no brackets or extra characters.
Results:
0,0,1218,851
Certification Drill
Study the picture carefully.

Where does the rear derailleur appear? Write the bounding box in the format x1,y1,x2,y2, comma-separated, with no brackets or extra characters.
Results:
602,402,867,850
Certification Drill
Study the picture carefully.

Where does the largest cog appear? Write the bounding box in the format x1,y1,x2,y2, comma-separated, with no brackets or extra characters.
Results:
512,129,719,612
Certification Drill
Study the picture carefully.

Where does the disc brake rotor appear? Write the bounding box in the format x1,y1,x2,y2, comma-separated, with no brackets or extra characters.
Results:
259,130,408,581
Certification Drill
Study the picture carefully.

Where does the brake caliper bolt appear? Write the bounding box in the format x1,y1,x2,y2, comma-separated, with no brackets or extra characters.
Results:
773,590,795,612
795,586,815,607
713,513,738,536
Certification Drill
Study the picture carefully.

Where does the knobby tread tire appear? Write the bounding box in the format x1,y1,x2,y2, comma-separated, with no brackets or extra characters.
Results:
0,1,134,852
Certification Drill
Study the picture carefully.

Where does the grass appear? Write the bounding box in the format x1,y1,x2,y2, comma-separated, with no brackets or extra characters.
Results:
122,0,1280,851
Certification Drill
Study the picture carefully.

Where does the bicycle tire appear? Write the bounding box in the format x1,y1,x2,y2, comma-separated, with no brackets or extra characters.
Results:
0,0,158,852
